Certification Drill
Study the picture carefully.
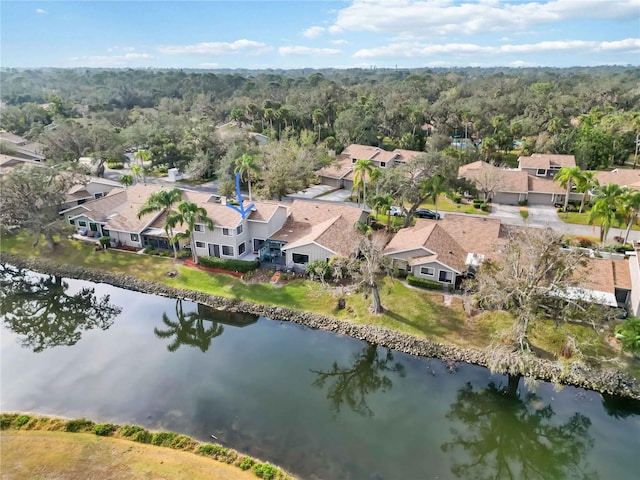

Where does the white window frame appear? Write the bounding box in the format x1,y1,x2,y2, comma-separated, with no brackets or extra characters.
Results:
236,224,243,235
194,224,203,232
130,233,139,242
292,253,309,264
536,168,546,176
420,266,435,277
78,220,87,227
223,228,232,236
438,270,453,284
238,242,246,255
195,241,205,248
222,245,234,256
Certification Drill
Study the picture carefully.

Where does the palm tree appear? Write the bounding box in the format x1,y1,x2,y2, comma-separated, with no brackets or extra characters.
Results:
132,149,149,184
137,188,183,258
422,174,447,217
312,109,325,142
234,153,260,202
576,171,597,213
119,173,133,189
352,159,374,207
167,201,215,264
373,195,394,230
553,166,583,214
130,164,144,185
589,183,624,244
620,188,640,244
369,167,383,197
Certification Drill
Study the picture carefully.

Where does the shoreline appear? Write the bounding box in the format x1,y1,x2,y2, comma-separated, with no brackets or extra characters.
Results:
2,252,638,400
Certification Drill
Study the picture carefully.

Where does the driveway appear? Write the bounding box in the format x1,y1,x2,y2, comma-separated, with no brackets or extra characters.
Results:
527,204,561,226
489,204,525,225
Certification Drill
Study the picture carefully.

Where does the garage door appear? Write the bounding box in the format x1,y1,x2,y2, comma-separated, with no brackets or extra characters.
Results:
527,192,554,205
493,192,521,205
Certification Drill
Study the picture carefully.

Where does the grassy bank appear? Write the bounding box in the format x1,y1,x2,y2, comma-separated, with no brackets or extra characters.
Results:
0,231,632,373
1,414,291,480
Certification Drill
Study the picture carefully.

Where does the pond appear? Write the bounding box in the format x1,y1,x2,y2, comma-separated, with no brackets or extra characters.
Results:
1,264,639,479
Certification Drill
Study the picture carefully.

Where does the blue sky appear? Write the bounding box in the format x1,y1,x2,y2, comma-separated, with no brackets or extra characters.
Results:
1,0,639,69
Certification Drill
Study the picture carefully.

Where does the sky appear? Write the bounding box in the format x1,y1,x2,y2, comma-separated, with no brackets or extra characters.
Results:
1,0,639,70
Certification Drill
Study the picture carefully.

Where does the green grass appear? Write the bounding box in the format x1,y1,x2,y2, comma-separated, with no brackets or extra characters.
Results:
559,209,640,231
420,195,490,215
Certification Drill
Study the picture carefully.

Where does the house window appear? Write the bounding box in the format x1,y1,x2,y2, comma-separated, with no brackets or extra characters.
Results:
194,224,203,232
536,169,546,176
292,253,309,264
195,241,205,248
222,245,234,256
352,158,356,164
223,228,231,236
239,242,246,255
102,228,110,237
69,218,75,225
253,239,265,252
380,162,386,167
236,224,243,235
78,221,87,227
94,192,104,199
131,233,139,242
439,270,453,283
420,267,435,276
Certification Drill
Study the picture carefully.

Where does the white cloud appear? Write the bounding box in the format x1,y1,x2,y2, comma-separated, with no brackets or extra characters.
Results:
158,39,270,56
302,26,325,39
68,52,153,67
197,62,219,68
107,46,136,53
330,39,350,45
279,46,341,56
35,8,47,14
330,0,640,36
353,38,640,58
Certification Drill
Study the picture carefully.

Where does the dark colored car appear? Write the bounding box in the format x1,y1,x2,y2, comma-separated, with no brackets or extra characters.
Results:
415,208,441,220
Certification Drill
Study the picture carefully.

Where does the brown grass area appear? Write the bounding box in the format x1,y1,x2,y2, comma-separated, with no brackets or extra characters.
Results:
1,430,256,480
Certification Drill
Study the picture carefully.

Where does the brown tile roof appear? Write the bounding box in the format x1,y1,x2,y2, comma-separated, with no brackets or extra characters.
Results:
384,220,467,272
246,201,284,223
528,175,566,194
576,258,617,294
518,153,576,170
438,214,502,258
316,154,353,180
594,169,640,190
103,184,167,232
272,200,367,255
392,148,424,163
613,259,632,290
498,170,530,193
342,144,398,163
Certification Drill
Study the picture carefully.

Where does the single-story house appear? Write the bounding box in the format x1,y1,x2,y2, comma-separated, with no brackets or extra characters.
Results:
315,154,353,189
571,257,631,311
518,153,576,178
263,200,368,271
383,214,502,285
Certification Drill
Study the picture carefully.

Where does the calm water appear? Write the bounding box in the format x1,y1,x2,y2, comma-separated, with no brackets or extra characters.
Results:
1,265,639,479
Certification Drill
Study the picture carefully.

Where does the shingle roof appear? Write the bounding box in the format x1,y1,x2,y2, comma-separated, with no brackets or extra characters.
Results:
575,257,630,295
272,200,366,255
528,175,566,194
498,170,530,193
518,153,576,170
316,154,353,180
392,148,424,163
343,144,398,163
458,160,494,177
438,214,502,258
594,169,640,190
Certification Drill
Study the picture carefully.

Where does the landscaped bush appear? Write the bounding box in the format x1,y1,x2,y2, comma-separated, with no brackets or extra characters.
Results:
99,236,110,248
199,256,259,273
573,236,597,248
306,260,330,281
518,199,528,206
253,463,278,480
198,443,228,457
151,431,178,447
473,199,483,207
105,160,124,169
449,193,462,204
94,423,115,436
65,418,95,433
144,247,190,259
480,203,489,211
615,243,634,253
407,275,445,290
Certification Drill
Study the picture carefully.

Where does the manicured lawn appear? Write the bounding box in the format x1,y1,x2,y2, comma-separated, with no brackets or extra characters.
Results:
420,195,490,215
559,209,640,231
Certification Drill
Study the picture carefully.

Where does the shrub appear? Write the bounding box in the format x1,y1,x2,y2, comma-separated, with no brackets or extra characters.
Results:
105,161,124,169
615,317,640,356
407,275,445,290
65,418,94,433
199,256,259,273
306,260,330,281
518,199,528,206
15,415,31,427
480,203,489,211
573,236,597,248
199,443,228,456
1,414,17,430
99,236,110,248
253,463,278,480
472,199,483,206
239,456,255,470
449,193,462,204
94,423,115,436
151,431,178,447
131,430,153,444
615,243,634,253
519,208,529,220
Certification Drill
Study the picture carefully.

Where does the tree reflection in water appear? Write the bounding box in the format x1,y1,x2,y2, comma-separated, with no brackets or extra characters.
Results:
0,264,121,352
311,343,405,417
442,375,598,480
154,299,224,353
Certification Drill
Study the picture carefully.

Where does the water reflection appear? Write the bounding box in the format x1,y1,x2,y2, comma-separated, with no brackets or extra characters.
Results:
0,264,121,352
155,301,258,353
310,343,405,417
601,392,640,419
442,375,597,480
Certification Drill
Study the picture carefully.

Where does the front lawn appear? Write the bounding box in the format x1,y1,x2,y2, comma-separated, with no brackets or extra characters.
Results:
559,208,640,232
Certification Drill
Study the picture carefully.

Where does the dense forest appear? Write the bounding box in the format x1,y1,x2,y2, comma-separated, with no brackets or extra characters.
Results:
1,66,639,191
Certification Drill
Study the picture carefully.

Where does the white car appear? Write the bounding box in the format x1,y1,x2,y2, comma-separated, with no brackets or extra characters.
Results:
388,206,405,217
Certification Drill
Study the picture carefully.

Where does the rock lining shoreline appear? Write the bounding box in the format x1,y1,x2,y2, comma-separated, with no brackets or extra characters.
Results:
2,253,638,400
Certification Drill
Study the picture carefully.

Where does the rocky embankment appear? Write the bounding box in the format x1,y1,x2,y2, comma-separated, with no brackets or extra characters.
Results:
2,253,638,400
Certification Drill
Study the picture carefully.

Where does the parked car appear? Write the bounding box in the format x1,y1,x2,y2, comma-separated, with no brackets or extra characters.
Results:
387,206,405,217
415,208,441,220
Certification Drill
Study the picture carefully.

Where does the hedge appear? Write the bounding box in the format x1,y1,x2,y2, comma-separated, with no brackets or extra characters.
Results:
406,274,445,290
199,256,259,273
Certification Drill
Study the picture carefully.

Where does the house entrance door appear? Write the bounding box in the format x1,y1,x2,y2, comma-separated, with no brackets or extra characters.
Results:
208,244,221,258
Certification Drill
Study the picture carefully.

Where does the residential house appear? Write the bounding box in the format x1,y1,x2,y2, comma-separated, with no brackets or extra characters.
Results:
0,132,45,162
593,169,640,191
383,214,502,285
315,154,354,189
518,153,576,178
62,177,123,208
262,200,368,271
459,158,580,205
572,257,632,312
0,154,43,177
